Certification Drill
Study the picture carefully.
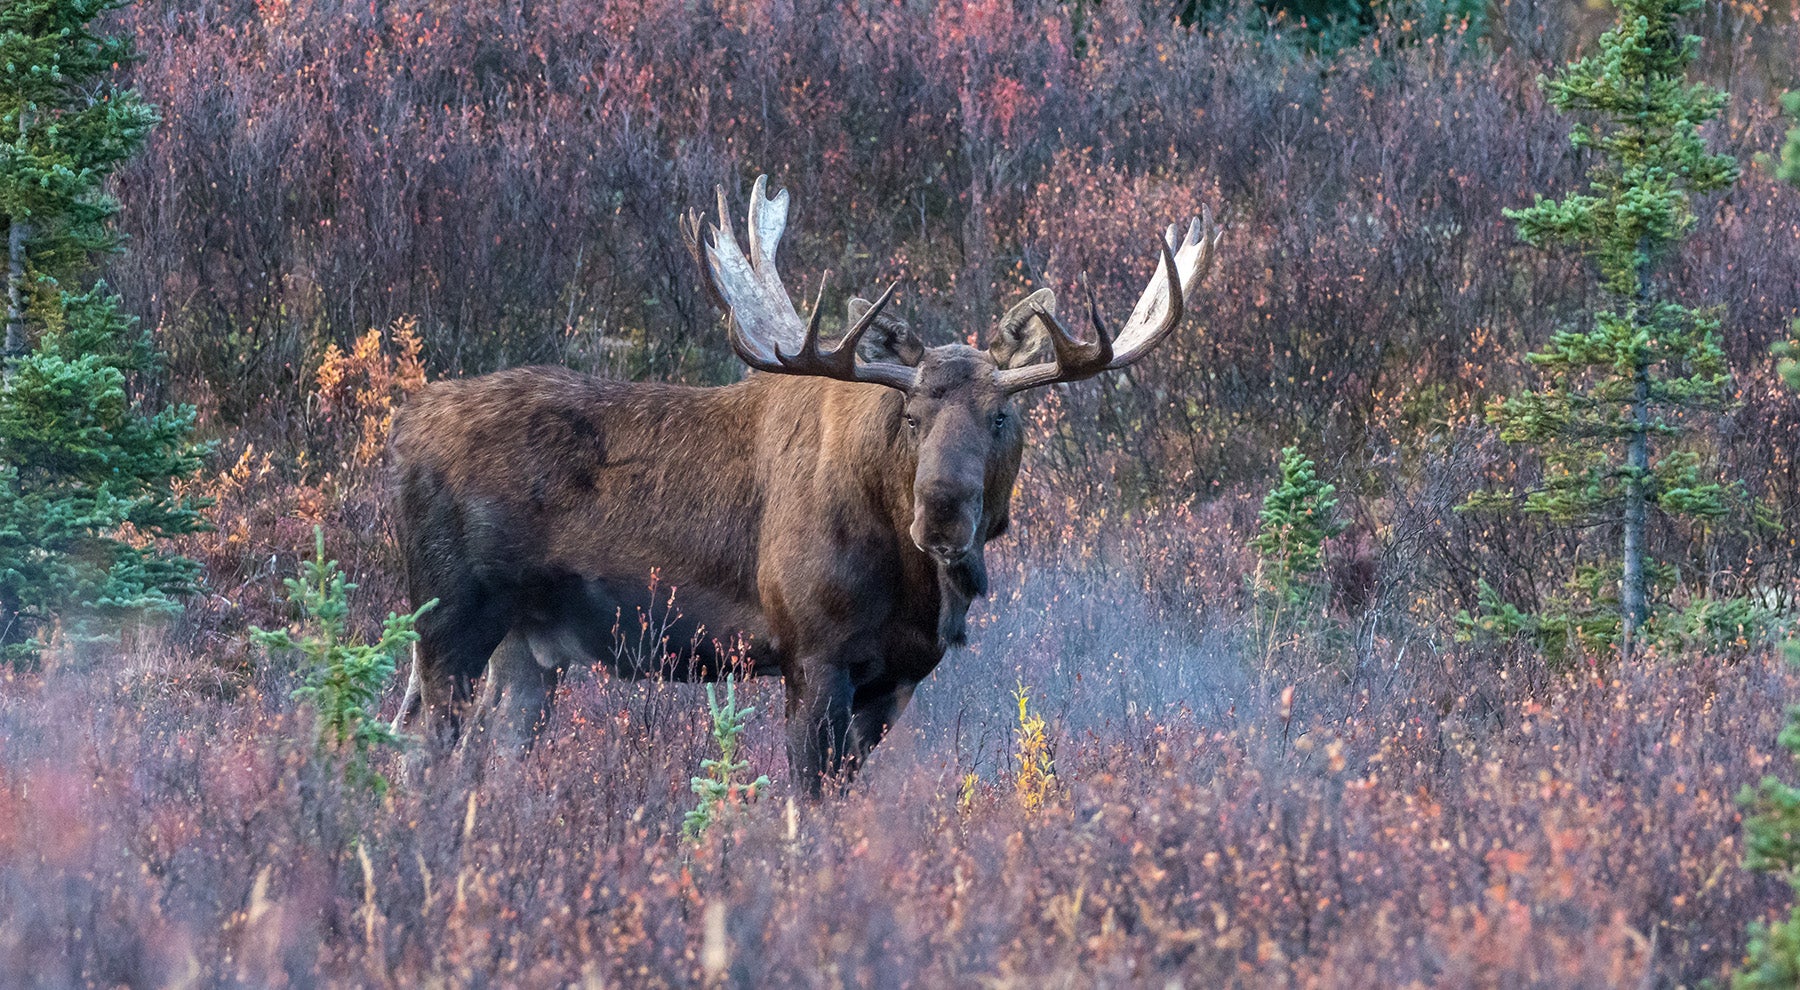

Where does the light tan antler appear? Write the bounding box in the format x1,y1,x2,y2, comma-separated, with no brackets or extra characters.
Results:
995,207,1221,394
683,175,916,392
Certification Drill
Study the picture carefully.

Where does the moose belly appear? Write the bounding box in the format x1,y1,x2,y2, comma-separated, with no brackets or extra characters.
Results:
514,571,779,682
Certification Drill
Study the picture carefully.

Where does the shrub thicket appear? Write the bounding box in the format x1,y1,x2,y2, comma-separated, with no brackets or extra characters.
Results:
106,0,1800,643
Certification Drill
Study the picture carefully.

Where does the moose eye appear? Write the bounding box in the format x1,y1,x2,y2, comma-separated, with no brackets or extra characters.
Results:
904,414,919,432
992,411,1009,432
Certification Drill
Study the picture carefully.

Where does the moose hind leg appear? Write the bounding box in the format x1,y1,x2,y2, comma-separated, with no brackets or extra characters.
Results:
472,629,566,754
407,590,512,760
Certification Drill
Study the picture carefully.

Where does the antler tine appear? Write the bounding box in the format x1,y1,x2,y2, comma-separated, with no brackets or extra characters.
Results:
714,184,734,251
687,174,919,392
1155,235,1184,342
682,206,729,315
747,174,784,273
778,268,832,371
803,268,830,352
1193,204,1222,299
836,280,900,362
776,281,906,389
993,286,1112,394
1038,301,1112,376
1081,272,1111,345
996,207,1220,394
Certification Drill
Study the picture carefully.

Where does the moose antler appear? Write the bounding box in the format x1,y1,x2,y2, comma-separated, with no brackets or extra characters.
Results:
684,175,917,392
995,207,1222,394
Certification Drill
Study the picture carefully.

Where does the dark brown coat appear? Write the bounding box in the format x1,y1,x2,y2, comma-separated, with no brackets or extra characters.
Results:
392,177,1217,794
391,343,1024,791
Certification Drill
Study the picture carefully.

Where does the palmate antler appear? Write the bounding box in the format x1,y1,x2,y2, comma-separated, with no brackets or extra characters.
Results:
685,175,1222,394
994,209,1222,394
682,175,916,392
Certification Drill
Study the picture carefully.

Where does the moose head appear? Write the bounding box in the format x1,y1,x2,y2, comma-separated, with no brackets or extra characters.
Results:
685,175,1220,613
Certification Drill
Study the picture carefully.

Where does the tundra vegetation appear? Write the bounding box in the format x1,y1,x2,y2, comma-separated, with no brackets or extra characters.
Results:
4,0,1800,986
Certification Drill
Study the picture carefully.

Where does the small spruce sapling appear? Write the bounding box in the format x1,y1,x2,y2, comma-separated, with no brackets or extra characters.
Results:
1734,641,1800,988
251,528,433,797
1251,447,1345,607
1250,446,1346,660
683,675,770,842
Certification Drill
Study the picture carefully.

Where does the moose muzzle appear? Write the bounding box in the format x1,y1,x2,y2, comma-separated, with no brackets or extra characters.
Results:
911,480,983,564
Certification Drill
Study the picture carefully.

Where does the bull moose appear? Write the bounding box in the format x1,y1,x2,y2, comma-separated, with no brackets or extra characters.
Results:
390,176,1220,794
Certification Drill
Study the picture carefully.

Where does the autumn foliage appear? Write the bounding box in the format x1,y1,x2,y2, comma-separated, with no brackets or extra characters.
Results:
3,0,1800,985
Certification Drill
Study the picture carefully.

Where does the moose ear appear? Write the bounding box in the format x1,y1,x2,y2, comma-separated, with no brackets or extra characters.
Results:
988,287,1055,369
849,297,926,366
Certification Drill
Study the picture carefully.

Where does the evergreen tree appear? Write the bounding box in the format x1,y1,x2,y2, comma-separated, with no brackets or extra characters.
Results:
251,530,430,798
1249,446,1346,666
1251,446,1345,612
1778,92,1800,189
1735,638,1800,988
682,675,771,843
1773,93,1800,390
1468,0,1737,659
0,0,206,661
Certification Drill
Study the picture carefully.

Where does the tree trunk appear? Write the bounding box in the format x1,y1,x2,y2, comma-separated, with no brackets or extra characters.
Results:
4,111,26,363
1621,231,1655,662
5,213,25,360
1621,359,1649,660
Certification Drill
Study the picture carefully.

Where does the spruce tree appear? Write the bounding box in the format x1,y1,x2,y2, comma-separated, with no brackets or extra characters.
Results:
1773,93,1800,390
1251,446,1345,612
0,0,206,661
1469,0,1737,659
1777,92,1800,189
1249,446,1346,666
1733,93,1800,990
251,530,431,798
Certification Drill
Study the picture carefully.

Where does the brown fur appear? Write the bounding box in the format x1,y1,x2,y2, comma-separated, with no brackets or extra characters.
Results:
391,340,1031,794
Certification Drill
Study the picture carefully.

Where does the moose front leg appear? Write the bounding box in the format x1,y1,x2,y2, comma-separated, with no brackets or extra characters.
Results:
785,661,855,799
394,645,478,784
844,680,917,776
